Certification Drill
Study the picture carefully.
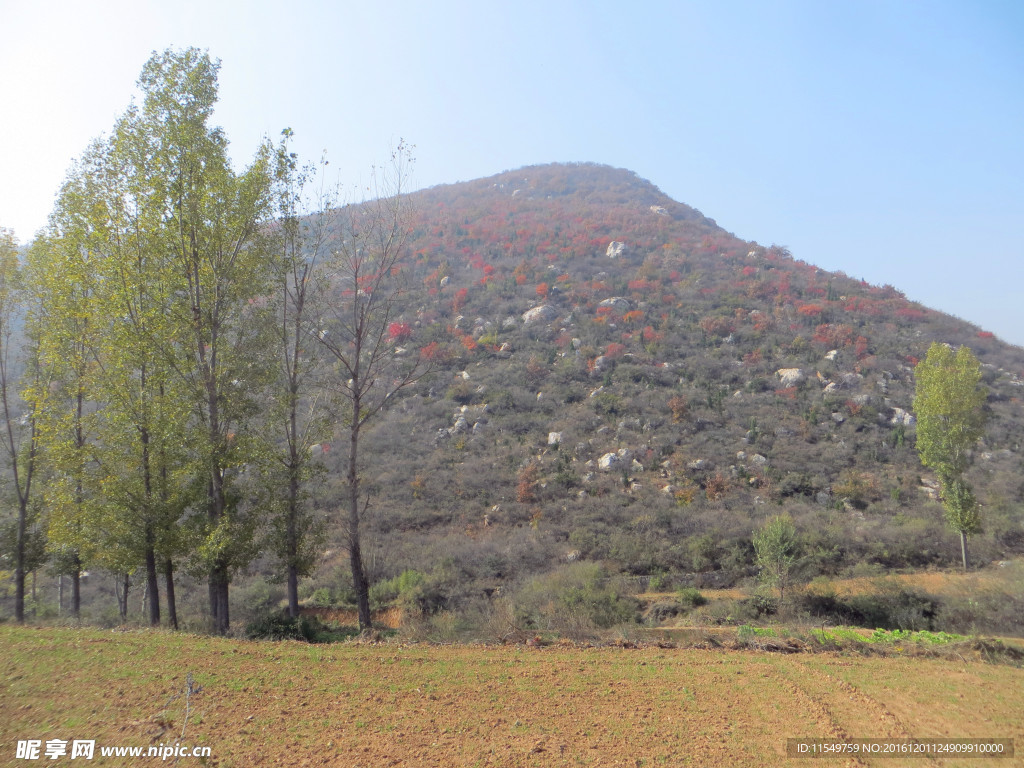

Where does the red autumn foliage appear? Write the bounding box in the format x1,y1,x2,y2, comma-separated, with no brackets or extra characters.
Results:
419,341,443,360
699,316,734,337
605,342,627,359
628,279,656,294
388,322,412,342
641,326,663,343
797,304,823,318
895,306,926,321
855,336,869,358
812,323,854,347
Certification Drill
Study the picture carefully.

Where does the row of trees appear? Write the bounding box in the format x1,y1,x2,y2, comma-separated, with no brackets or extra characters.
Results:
1,48,422,633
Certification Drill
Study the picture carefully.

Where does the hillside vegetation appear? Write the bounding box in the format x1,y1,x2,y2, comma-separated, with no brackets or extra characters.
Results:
289,162,1024,632
5,150,1024,635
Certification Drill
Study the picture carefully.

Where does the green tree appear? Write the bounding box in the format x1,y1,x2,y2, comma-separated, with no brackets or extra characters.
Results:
753,514,798,603
133,48,278,634
96,99,197,629
26,234,98,621
913,342,988,570
34,48,279,633
262,133,332,618
29,116,191,627
0,227,47,622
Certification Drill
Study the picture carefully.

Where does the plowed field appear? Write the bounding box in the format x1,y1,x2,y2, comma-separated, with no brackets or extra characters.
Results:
2,626,1021,767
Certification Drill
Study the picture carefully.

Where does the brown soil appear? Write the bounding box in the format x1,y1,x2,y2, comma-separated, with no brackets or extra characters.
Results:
3,626,1022,767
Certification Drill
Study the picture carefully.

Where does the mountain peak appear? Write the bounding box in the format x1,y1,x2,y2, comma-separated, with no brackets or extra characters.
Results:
416,161,721,234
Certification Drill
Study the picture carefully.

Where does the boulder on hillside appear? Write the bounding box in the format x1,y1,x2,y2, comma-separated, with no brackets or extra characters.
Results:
522,305,558,324
840,372,864,388
776,368,805,388
606,241,626,258
597,297,632,313
890,407,915,426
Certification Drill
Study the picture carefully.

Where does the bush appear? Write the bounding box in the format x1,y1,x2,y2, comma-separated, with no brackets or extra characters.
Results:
234,578,285,620
676,587,708,608
647,601,686,623
308,588,334,608
244,612,359,643
746,593,779,618
370,568,451,616
512,562,641,639
797,584,940,631
370,570,426,609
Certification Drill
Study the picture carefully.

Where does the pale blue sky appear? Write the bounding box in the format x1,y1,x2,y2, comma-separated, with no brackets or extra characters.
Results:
2,1,1022,344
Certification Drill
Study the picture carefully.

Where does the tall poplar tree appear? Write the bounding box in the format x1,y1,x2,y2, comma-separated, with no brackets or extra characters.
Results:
26,165,103,622
913,342,988,570
0,228,46,622
133,48,277,633
33,48,279,632
263,135,331,618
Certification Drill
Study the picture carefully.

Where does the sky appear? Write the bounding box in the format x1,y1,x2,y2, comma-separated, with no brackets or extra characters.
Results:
2,0,1022,344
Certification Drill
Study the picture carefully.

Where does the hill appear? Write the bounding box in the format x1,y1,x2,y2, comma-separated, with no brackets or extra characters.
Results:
298,162,1024,628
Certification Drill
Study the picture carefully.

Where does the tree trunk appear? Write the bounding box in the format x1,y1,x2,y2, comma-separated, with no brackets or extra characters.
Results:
351,528,371,631
348,415,372,632
286,458,300,619
209,564,230,635
14,560,25,623
71,558,81,620
141,413,161,627
287,565,299,619
14,499,27,623
205,361,232,635
145,546,161,626
960,531,970,571
118,573,130,621
72,388,84,621
164,558,178,630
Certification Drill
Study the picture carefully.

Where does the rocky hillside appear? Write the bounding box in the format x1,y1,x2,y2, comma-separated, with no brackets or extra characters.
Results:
309,162,1024,605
